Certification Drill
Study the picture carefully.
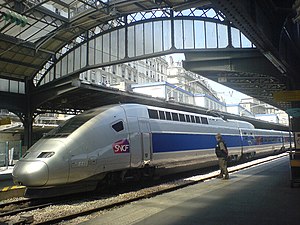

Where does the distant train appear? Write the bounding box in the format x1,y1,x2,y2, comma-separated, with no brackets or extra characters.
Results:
12,104,291,197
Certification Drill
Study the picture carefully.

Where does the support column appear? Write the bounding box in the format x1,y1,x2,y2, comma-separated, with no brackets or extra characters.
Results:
23,78,35,150
23,113,34,150
170,10,175,49
226,20,233,48
291,117,300,150
124,15,128,58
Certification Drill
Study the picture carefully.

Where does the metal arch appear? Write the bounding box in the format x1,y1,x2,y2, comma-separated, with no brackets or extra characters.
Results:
1,0,173,80
0,1,228,83
35,8,254,86
35,7,227,80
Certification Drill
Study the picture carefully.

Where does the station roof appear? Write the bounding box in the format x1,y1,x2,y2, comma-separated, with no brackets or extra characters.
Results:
0,0,206,81
1,0,299,113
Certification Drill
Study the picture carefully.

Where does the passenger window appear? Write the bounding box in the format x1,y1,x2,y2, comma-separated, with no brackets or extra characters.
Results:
112,121,124,132
172,113,179,121
201,117,208,124
179,114,186,122
186,115,191,122
195,116,201,123
148,109,159,119
191,115,195,123
159,111,166,120
166,112,172,120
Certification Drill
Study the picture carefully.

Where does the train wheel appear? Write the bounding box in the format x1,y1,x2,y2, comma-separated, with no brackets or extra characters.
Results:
133,170,142,181
142,166,155,178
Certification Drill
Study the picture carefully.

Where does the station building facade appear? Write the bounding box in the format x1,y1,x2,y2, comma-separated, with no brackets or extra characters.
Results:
79,57,168,88
79,56,226,112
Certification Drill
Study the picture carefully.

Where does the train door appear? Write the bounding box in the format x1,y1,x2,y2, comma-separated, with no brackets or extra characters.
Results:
239,128,244,155
138,119,152,164
240,128,256,159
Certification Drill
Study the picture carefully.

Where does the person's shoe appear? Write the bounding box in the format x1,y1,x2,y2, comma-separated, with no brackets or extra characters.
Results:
217,175,223,179
223,176,229,180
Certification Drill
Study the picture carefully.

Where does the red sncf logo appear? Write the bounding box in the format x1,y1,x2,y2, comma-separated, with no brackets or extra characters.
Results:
113,139,130,153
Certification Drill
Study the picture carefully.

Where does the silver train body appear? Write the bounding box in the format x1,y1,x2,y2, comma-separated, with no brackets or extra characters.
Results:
12,104,291,195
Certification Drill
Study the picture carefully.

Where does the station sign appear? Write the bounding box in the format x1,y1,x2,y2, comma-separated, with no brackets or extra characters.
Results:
273,90,300,102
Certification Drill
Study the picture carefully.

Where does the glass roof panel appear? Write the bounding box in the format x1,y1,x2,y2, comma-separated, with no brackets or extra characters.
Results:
0,0,110,44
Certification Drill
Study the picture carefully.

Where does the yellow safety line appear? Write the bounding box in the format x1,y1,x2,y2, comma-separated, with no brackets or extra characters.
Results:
11,185,25,190
2,187,9,192
0,186,25,192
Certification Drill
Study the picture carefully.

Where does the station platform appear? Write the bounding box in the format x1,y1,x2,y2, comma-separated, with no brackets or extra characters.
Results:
0,166,13,181
80,155,300,225
0,166,25,200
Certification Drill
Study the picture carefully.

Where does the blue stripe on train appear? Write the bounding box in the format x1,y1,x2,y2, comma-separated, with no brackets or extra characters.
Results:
152,133,242,153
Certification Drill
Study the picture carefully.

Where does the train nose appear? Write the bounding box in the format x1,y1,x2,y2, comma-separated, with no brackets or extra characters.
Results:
12,161,49,187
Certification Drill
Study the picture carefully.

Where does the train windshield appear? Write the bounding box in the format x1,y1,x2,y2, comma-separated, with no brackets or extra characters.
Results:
44,109,101,137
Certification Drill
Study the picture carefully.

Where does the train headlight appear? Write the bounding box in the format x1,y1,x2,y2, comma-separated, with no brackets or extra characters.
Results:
13,161,49,186
26,161,47,174
37,152,55,158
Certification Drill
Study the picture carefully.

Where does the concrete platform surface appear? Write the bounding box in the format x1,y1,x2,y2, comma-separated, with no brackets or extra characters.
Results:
0,166,13,181
80,156,300,225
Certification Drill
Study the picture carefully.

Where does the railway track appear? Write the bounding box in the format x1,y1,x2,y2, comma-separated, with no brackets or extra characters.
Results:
0,153,287,224
0,197,71,217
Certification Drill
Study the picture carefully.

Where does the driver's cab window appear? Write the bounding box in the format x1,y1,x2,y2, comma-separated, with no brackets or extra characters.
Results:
112,121,124,132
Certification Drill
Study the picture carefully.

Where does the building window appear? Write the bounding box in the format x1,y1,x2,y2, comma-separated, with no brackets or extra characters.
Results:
122,67,125,78
112,65,116,74
179,93,183,103
128,70,132,80
101,75,106,84
83,72,88,81
91,70,96,83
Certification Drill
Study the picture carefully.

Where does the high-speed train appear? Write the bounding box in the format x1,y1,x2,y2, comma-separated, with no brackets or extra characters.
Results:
12,104,291,197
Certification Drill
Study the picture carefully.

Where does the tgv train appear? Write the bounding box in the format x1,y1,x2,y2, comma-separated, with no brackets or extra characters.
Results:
12,104,291,197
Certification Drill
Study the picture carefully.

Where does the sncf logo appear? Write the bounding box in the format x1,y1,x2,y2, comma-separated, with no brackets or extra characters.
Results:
113,139,130,153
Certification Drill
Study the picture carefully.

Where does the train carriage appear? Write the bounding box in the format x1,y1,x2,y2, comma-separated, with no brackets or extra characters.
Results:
12,103,292,197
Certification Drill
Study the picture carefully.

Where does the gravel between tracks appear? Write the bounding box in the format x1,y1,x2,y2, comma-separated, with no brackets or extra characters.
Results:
1,181,187,224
